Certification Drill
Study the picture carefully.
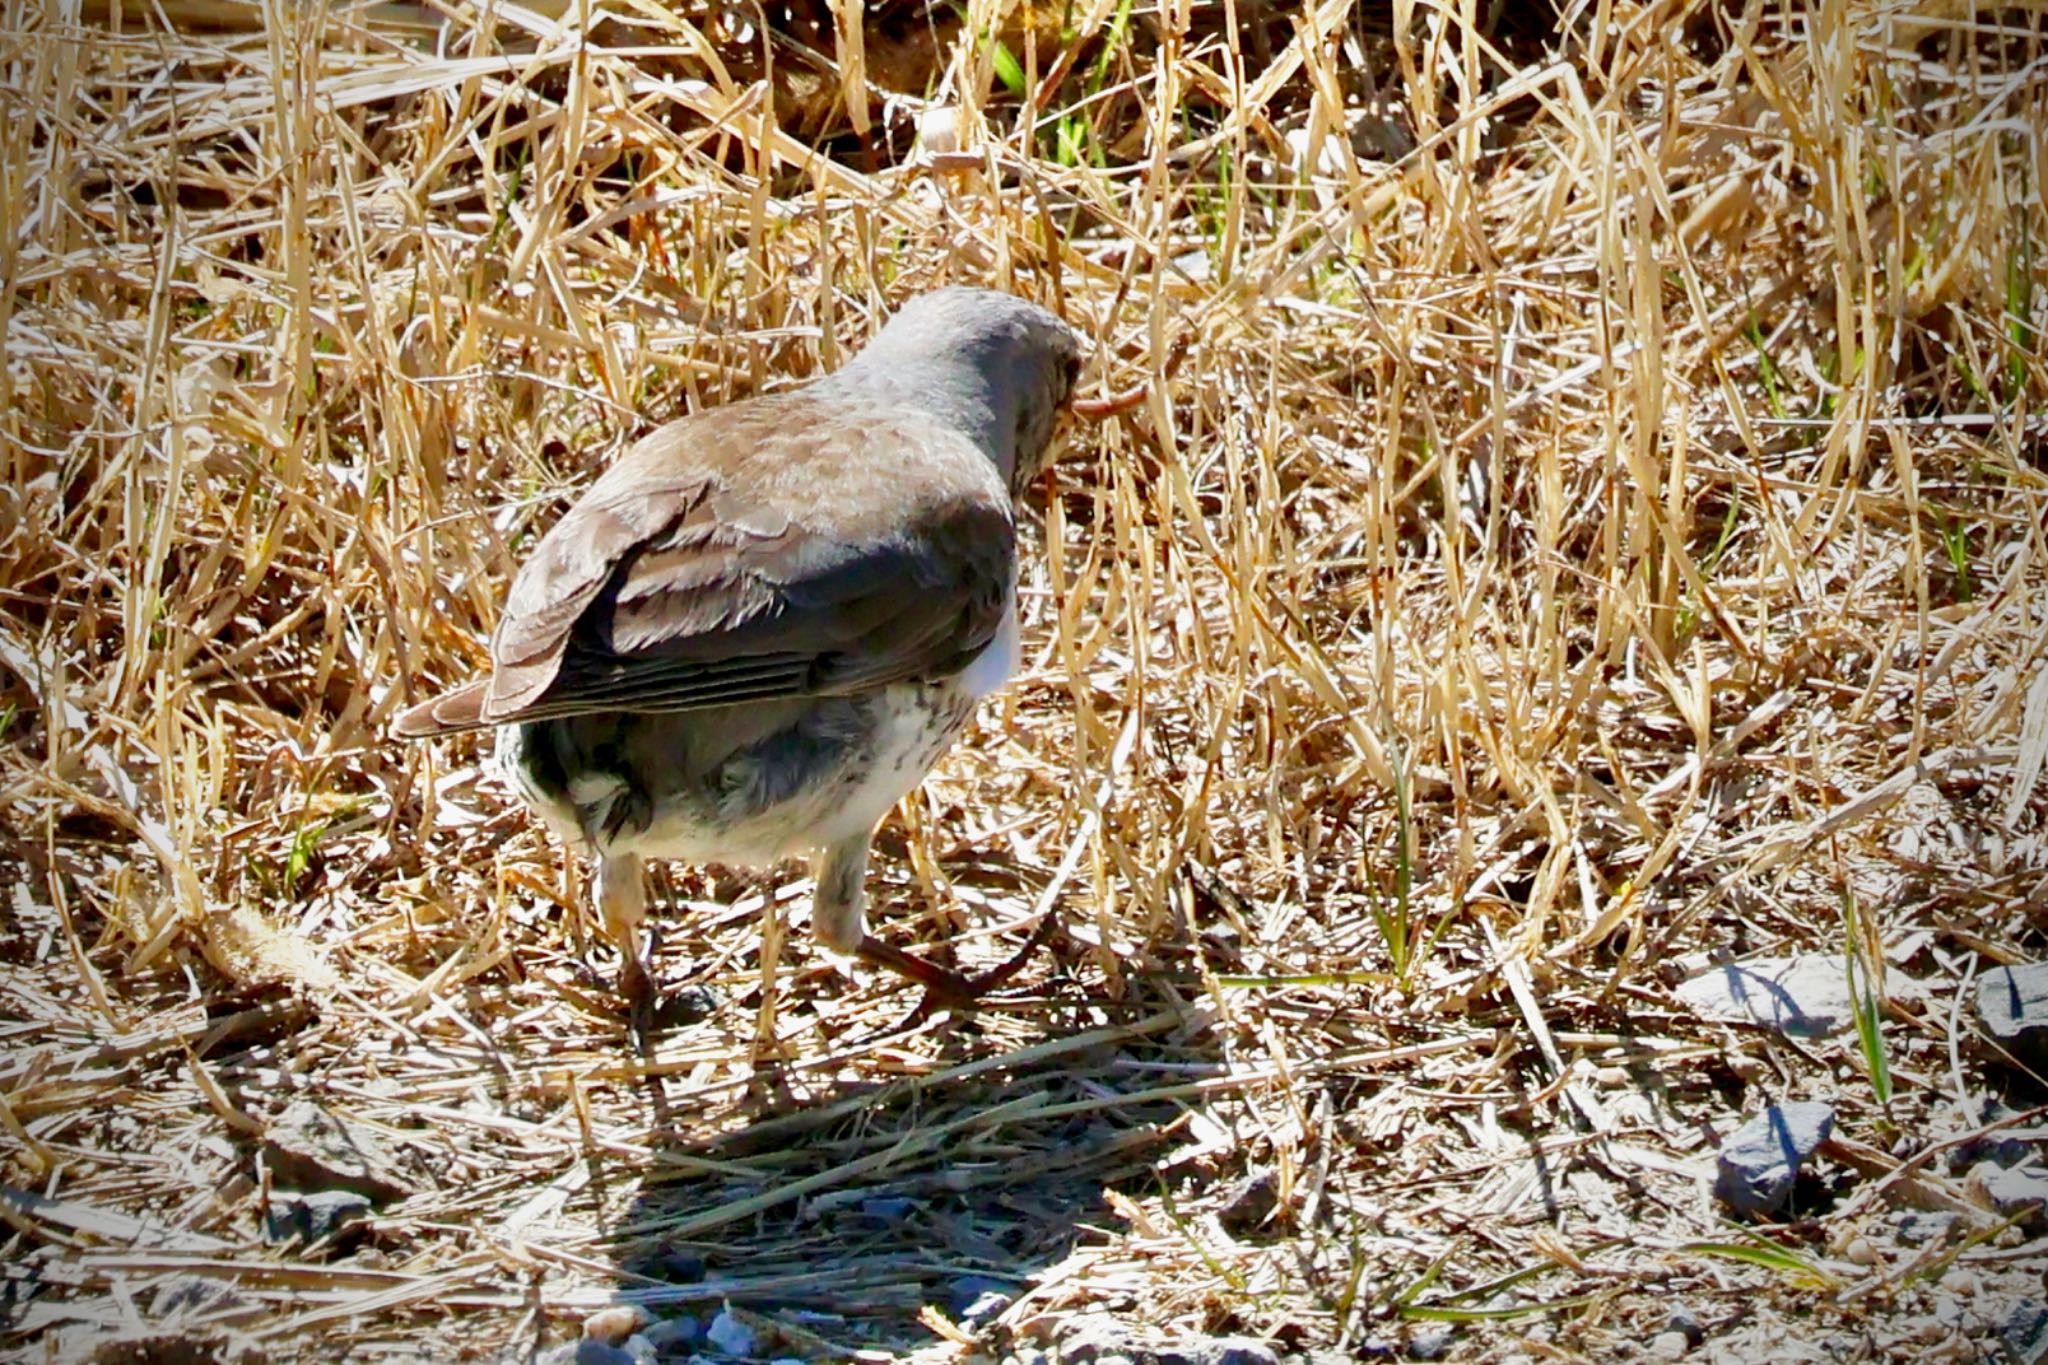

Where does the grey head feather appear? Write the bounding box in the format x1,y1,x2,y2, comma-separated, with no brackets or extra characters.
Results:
815,287,1083,494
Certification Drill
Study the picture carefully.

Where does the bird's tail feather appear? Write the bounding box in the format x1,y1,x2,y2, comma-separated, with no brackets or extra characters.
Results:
391,680,491,737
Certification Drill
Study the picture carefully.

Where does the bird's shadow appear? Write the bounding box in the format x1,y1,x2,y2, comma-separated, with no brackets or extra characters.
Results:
546,940,1216,1361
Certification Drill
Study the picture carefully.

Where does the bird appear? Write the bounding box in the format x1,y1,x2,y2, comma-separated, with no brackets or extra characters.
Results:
392,287,1085,1033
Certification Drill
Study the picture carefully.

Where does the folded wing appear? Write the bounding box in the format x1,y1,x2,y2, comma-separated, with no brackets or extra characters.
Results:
393,397,1014,737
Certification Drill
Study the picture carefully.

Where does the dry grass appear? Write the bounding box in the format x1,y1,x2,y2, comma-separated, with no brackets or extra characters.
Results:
3,0,2046,1360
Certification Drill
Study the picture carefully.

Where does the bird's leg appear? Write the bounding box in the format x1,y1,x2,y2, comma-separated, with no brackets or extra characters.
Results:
813,834,1052,1013
809,835,871,960
595,851,656,1036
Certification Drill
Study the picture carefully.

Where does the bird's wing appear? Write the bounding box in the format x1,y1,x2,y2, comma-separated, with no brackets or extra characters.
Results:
393,396,1014,736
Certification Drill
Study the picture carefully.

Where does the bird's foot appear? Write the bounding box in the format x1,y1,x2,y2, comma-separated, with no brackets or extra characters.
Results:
620,954,661,1045
615,950,721,1042
853,914,1057,1032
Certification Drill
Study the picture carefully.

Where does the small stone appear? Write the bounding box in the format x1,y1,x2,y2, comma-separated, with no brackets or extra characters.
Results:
1651,1329,1691,1360
1217,1170,1280,1234
1841,1235,1880,1265
1893,1210,1958,1244
1407,1324,1455,1360
1664,1306,1704,1347
573,1341,634,1365
705,1308,756,1358
657,983,722,1025
1940,1267,1980,1296
1676,957,1857,1037
1050,1314,1278,1365
1968,1162,2048,1227
1712,1101,1836,1218
1055,1314,1146,1362
2002,1297,2048,1365
1948,1096,2032,1170
1170,1337,1277,1365
641,1315,702,1353
585,1305,650,1344
947,1274,1015,1328
263,1099,414,1203
1909,1318,1947,1344
655,1246,706,1282
262,1189,371,1246
1976,964,2048,1045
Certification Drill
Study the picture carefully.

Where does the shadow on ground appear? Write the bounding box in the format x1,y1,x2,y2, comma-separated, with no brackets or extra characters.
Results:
516,913,1219,1361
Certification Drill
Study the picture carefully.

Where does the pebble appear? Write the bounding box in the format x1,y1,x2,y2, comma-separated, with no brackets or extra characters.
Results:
1650,1329,1691,1360
918,106,962,156
1892,1210,1959,1244
654,1245,706,1282
1947,1096,2031,1169
262,1189,371,1246
640,1315,701,1353
539,1341,632,1365
958,1290,1010,1328
1975,963,2048,1047
2002,1297,2048,1365
1216,1170,1280,1234
1968,1161,2048,1228
1712,1101,1836,1217
1052,1313,1281,1365
584,1305,649,1344
262,1098,415,1203
705,1308,757,1358
1676,956,1860,1037
1407,1325,1455,1360
947,1274,1016,1324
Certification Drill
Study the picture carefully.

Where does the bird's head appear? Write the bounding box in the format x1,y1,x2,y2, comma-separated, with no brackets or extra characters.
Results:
832,287,1084,496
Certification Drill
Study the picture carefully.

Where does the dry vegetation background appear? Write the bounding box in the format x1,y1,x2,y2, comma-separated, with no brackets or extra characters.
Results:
2,0,2046,1360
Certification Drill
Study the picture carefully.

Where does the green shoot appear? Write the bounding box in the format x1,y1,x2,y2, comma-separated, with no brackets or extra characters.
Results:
1745,313,1786,419
1939,514,1973,602
1681,1238,1842,1291
988,37,1025,97
1839,879,1893,1110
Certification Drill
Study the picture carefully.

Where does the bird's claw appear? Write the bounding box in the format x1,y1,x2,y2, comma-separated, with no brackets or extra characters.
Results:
852,914,1058,1036
619,954,660,1044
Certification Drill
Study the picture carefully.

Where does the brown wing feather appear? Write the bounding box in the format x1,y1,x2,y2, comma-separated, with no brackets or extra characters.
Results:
400,393,1014,736
391,679,489,737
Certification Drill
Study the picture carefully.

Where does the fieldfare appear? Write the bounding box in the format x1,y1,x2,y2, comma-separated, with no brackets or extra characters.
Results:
394,287,1084,1031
